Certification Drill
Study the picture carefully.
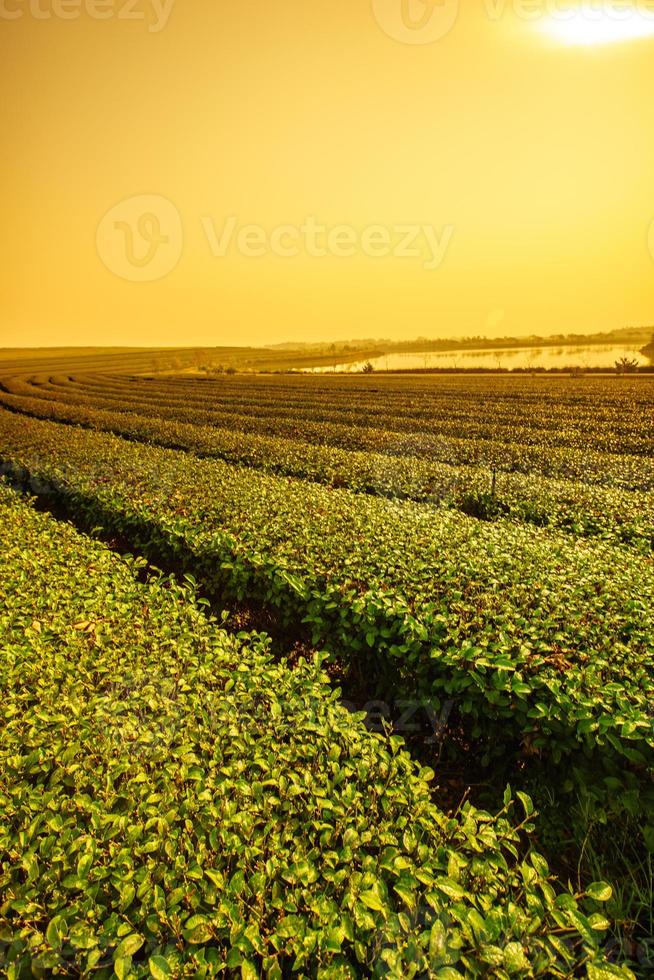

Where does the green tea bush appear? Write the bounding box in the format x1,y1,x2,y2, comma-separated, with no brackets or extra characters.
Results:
0,485,626,977
4,372,653,488
0,412,651,789
2,388,651,550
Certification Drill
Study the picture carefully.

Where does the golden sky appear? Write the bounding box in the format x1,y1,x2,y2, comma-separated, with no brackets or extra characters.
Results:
1,0,653,347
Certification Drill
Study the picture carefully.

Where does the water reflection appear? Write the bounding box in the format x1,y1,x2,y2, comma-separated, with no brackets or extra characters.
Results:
311,344,650,373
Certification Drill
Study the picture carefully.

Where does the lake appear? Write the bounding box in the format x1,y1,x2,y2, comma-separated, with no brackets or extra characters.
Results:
310,344,652,373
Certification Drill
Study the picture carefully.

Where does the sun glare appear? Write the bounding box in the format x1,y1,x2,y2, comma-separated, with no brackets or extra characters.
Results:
541,8,654,45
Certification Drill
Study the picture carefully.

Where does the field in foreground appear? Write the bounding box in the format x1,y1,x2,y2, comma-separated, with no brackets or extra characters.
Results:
0,365,652,977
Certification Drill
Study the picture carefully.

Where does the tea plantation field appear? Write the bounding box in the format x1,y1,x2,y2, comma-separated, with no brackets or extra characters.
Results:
0,366,652,977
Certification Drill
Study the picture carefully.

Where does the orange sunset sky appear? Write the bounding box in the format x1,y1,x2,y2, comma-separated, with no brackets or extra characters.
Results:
1,0,653,347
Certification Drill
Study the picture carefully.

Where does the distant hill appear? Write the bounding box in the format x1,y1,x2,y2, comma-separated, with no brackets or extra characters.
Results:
2,326,653,377
265,326,654,359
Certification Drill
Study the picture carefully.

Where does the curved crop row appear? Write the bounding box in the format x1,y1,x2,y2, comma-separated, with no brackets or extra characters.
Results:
29,372,654,458
0,411,652,788
3,376,652,490
0,483,626,978
0,388,651,551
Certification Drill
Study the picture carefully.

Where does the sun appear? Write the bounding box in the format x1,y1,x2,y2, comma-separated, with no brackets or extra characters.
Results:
541,7,654,45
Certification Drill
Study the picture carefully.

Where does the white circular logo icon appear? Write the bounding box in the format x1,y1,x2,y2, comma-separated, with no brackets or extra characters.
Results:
96,194,183,282
371,0,460,44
